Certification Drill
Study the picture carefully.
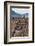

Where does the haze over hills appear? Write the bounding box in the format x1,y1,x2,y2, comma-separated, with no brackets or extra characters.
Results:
10,10,29,17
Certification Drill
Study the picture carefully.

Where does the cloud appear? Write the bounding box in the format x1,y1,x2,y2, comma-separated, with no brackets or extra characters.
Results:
11,8,29,14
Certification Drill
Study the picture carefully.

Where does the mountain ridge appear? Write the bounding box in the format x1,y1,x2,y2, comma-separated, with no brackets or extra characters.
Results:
10,10,28,17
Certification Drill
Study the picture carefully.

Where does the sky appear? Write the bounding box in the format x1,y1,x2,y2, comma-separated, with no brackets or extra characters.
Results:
11,8,29,15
